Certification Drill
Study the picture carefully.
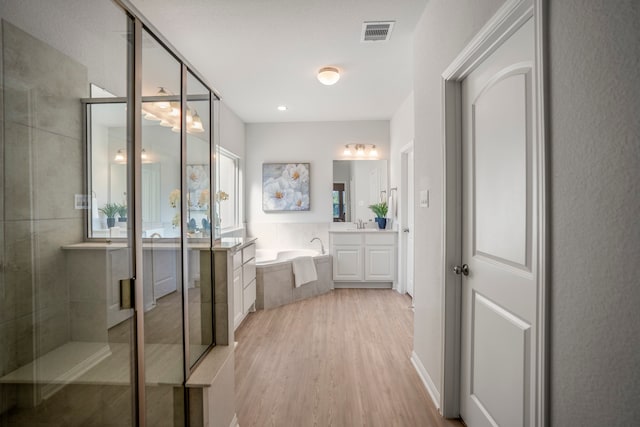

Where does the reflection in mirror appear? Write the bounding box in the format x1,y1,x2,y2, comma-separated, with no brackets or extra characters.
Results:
186,70,213,366
332,160,388,223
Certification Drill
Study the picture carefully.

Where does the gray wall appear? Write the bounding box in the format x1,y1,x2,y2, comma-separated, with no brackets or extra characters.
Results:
412,0,640,424
548,1,640,424
0,20,86,410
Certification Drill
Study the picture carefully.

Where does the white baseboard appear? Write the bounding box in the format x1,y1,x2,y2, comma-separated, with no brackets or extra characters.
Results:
410,351,441,409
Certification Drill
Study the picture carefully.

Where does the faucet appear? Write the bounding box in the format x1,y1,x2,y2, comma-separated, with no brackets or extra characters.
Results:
150,233,162,238
310,237,325,254
357,219,365,229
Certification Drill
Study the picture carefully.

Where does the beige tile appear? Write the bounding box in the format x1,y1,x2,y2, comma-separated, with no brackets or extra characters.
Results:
70,301,108,342
3,21,88,139
3,122,32,220
35,306,69,356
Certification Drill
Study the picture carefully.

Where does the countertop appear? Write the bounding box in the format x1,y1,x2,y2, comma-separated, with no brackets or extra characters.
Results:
62,237,256,251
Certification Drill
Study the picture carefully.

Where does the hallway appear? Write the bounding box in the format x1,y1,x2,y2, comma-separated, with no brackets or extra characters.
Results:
234,289,463,427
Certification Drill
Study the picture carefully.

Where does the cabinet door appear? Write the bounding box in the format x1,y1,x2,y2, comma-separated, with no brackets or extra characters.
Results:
233,267,243,328
364,246,395,281
333,245,363,281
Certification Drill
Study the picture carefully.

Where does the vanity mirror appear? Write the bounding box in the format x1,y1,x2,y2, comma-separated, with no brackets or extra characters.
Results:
86,92,211,239
332,160,388,223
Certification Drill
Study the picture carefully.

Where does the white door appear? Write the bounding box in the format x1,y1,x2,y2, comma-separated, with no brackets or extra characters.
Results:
406,149,415,297
460,18,538,427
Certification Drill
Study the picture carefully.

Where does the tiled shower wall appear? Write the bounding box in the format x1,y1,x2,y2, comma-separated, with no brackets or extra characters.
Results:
0,21,86,409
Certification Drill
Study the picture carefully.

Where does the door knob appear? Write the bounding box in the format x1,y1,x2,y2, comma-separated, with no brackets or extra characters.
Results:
452,264,469,276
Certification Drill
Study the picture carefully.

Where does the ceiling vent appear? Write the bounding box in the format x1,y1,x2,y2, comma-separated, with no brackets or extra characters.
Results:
361,21,395,42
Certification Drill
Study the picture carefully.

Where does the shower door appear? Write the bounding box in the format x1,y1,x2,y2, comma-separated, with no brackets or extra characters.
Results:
0,4,138,425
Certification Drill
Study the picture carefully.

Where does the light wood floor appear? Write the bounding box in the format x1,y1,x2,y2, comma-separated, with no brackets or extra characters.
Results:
234,288,464,427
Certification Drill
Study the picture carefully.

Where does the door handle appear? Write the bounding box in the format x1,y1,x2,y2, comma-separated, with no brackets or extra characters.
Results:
452,264,469,276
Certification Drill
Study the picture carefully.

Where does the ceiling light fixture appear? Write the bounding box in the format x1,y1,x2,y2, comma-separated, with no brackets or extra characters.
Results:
317,66,340,85
277,105,288,111
343,145,352,155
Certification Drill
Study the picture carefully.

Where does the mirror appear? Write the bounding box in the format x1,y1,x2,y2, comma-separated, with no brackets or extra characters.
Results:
332,160,388,222
87,97,211,239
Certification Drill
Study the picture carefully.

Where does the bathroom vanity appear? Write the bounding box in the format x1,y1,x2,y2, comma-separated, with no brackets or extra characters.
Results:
329,229,397,288
213,238,257,331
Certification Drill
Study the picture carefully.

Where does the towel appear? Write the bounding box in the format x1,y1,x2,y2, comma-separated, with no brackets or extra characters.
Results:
292,256,317,287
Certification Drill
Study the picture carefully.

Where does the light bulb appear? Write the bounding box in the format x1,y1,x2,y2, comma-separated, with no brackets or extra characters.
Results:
190,111,204,132
343,145,352,155
356,145,365,156
169,102,180,117
155,87,171,110
114,149,125,162
141,149,148,160
369,145,378,157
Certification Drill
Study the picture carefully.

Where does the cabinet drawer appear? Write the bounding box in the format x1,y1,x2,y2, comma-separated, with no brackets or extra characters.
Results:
365,233,395,245
242,244,255,263
243,279,256,313
232,251,242,270
242,260,256,288
331,233,362,245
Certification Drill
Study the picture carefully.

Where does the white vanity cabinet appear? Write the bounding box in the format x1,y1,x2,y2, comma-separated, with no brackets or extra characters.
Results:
330,231,397,286
231,242,256,330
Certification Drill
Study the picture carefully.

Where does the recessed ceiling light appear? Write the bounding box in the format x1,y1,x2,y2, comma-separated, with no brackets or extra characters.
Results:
277,105,288,111
317,67,340,85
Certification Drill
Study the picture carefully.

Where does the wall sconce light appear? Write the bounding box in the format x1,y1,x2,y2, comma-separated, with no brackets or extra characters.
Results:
114,149,125,163
343,144,379,158
317,66,340,85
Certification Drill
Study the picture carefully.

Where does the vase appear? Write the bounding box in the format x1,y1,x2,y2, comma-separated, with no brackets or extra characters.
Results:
375,217,387,229
107,217,116,228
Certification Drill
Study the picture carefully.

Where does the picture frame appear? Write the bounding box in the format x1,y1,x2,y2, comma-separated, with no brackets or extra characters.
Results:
262,162,310,211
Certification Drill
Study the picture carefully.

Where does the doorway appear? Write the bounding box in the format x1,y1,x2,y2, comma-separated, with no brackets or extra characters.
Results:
400,142,415,298
440,0,547,425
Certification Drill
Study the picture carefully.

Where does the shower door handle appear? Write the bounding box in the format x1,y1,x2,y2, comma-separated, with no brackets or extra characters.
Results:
120,278,135,309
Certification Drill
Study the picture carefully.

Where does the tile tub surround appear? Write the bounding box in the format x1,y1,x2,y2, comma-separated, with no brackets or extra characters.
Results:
247,222,330,252
255,254,333,310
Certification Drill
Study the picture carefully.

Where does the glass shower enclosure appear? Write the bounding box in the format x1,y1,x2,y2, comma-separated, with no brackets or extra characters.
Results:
0,0,219,425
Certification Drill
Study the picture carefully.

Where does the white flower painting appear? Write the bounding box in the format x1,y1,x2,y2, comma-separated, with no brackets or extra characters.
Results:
262,163,310,211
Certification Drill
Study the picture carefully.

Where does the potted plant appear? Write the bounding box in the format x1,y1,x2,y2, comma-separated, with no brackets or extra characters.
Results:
99,203,120,228
368,201,388,229
116,203,127,223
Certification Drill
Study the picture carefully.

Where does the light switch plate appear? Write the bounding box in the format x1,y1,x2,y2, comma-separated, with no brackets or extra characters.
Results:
419,190,429,208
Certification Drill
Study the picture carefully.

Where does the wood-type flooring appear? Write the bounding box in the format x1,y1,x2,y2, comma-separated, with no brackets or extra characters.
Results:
234,288,464,427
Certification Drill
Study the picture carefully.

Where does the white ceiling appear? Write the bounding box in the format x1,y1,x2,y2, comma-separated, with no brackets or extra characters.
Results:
128,0,427,123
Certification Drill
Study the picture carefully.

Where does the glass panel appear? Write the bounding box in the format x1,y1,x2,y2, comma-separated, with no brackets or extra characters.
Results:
186,71,213,366
141,28,184,424
0,3,135,426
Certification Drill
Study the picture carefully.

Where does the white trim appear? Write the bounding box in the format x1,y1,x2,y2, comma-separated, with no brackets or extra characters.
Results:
410,351,440,410
440,0,547,424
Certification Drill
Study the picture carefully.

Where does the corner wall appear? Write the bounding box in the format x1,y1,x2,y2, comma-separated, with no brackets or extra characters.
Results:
411,0,505,402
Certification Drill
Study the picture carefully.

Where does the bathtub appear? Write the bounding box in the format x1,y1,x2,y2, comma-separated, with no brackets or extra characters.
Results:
255,249,320,265
254,249,333,309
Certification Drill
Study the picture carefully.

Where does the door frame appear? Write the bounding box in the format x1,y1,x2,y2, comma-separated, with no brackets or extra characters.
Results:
399,141,414,296
439,0,548,424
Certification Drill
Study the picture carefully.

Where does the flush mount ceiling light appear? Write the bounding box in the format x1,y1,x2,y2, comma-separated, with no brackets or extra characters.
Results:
317,67,340,85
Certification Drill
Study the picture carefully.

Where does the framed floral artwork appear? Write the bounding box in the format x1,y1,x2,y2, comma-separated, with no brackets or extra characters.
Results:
262,163,310,211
